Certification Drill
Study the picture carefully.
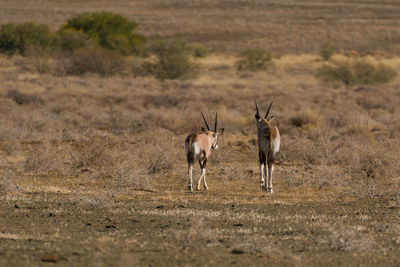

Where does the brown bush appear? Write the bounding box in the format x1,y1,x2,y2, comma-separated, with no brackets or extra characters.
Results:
337,141,399,181
290,110,320,128
14,54,53,74
64,47,127,76
24,142,70,173
316,59,397,85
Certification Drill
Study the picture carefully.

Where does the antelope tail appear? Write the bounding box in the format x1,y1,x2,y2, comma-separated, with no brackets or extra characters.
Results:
185,135,195,164
185,135,192,152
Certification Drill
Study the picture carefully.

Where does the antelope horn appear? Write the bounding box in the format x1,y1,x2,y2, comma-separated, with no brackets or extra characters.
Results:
264,101,273,119
201,112,210,130
255,101,260,116
214,112,217,132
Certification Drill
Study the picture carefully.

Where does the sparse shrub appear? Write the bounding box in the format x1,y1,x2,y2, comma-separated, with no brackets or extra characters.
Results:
336,140,400,198
69,140,111,173
24,142,68,173
290,110,319,128
56,28,90,51
141,39,198,80
0,22,56,55
191,42,209,58
147,151,174,174
236,49,272,71
65,47,127,76
319,42,335,60
63,11,145,55
112,164,152,191
316,59,397,85
316,61,355,85
356,61,397,84
15,52,55,74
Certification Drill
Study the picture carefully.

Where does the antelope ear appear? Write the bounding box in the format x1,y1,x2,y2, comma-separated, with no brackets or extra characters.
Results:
220,128,224,134
268,113,275,121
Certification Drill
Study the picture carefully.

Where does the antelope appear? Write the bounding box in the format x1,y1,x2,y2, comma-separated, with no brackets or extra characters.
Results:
255,101,280,193
185,112,224,191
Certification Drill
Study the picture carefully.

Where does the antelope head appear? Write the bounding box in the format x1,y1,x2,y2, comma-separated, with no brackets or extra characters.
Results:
255,101,275,130
201,112,224,150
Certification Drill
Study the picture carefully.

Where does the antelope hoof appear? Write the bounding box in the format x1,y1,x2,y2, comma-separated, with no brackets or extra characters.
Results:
204,185,208,190
266,187,274,194
188,185,193,191
196,184,201,191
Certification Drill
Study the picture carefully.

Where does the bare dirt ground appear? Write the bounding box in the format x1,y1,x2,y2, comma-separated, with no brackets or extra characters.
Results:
1,0,400,266
2,175,400,266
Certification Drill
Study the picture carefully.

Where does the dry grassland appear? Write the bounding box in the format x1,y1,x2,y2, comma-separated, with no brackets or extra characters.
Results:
1,0,400,266
1,0,400,53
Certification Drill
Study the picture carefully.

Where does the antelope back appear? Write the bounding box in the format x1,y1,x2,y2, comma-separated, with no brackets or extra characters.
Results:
196,132,214,150
257,119,280,154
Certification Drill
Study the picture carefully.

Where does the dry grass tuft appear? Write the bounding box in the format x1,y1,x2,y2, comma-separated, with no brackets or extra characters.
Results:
174,217,217,251
0,173,20,193
6,89,43,105
319,225,376,252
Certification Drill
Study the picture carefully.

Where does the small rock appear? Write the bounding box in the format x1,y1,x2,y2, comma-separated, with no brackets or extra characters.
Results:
231,249,244,254
41,255,58,262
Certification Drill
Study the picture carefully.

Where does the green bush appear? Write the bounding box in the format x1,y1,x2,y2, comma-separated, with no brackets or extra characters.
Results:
316,59,397,85
191,42,209,58
141,39,198,80
0,22,55,55
63,11,145,55
320,42,336,61
65,47,127,76
236,49,272,71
